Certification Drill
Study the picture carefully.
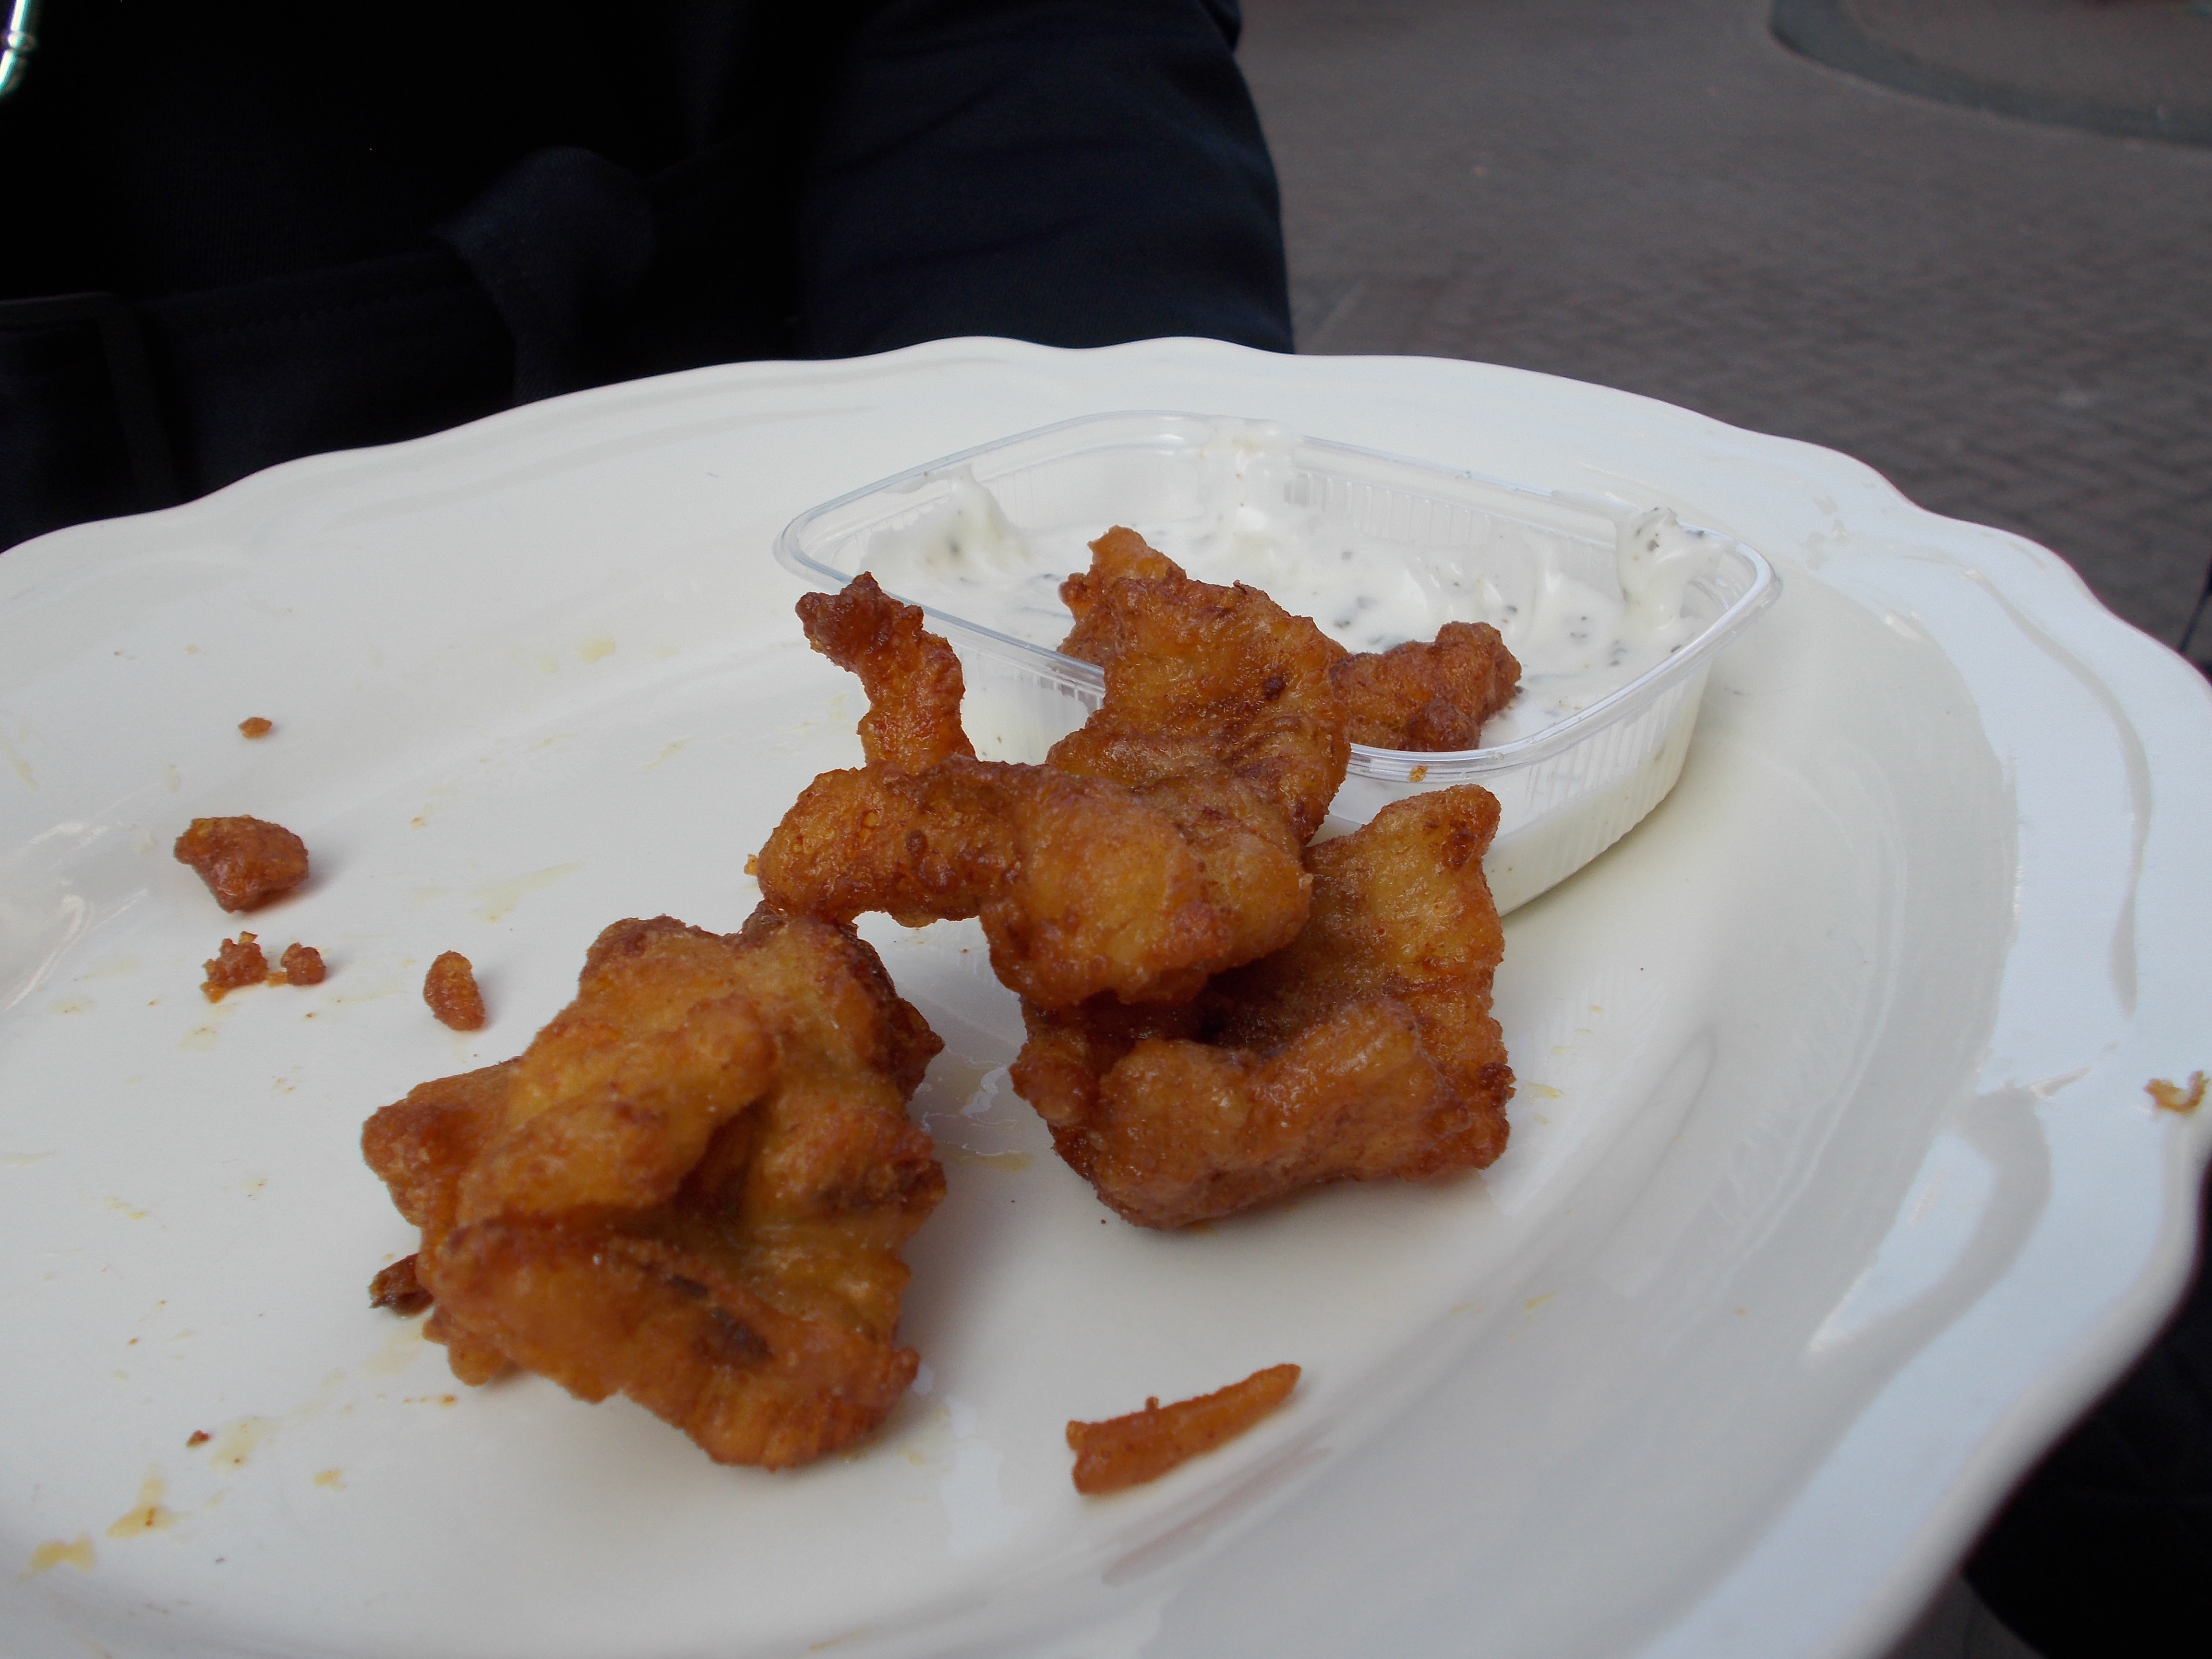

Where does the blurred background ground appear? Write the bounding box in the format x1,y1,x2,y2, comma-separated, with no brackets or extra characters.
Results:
1235,3,2212,1653
1237,0,2212,676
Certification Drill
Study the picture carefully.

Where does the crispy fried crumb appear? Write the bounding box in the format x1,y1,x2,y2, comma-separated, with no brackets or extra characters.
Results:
744,853,759,876
424,951,485,1030
186,1431,210,1448
280,943,326,986
238,718,274,739
2148,1072,2207,1114
369,1255,433,1315
173,816,310,912
201,934,267,1001
1067,1363,1300,1494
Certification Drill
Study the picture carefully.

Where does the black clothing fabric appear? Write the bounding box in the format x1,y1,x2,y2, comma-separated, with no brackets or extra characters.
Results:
0,0,1290,549
1967,1162,2212,1659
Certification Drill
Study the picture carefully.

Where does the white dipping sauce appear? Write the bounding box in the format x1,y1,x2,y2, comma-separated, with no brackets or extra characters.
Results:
862,421,1725,749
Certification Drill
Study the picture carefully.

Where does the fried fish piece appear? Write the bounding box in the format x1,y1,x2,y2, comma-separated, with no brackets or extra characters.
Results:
1328,621,1521,751
763,756,1300,1009
361,908,945,1468
1058,523,1183,630
173,815,310,912
1057,530,1350,846
1067,1363,1301,1494
1012,785,1513,1228
796,574,975,772
1066,531,1521,756
757,574,1322,1008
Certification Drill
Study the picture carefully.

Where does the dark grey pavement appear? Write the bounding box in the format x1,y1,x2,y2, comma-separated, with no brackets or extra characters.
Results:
1238,0,2212,674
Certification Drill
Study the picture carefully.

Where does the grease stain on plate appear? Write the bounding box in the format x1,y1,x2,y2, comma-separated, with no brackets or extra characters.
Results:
409,782,462,828
106,1470,177,1538
205,1418,279,1472
24,1535,95,1575
332,968,410,1006
943,1149,1032,1173
1,731,34,788
2148,1072,2207,1114
472,863,583,923
916,1053,997,1113
362,1317,428,1378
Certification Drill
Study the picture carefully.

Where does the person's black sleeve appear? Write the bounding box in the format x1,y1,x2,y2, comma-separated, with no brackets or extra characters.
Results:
796,0,1293,356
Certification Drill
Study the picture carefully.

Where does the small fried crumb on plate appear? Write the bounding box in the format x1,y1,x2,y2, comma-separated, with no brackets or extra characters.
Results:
200,933,267,1001
173,815,310,912
1068,1364,1300,1494
280,942,325,985
423,951,485,1030
238,717,274,738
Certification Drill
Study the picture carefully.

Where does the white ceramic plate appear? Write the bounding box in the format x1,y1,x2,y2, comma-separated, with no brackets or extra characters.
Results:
3,339,2208,1659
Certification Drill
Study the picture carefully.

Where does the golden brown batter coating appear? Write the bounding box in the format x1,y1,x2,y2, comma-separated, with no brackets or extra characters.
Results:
200,933,267,1001
1057,530,1350,845
368,1255,433,1315
361,911,945,1469
1068,1364,1300,1494
757,570,1329,1008
1012,786,1513,1228
423,951,486,1030
764,756,1301,1009
797,574,974,772
1059,524,1182,630
1328,621,1522,751
1067,531,1521,756
173,816,310,912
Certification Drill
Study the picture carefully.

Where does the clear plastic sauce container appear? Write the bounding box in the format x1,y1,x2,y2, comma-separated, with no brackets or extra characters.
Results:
776,412,1779,914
